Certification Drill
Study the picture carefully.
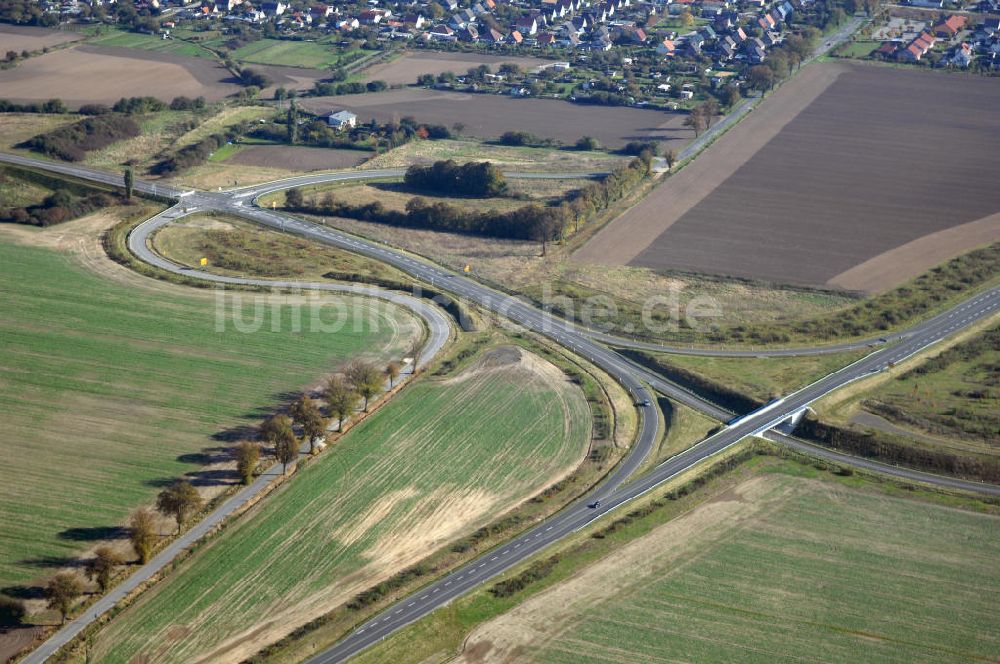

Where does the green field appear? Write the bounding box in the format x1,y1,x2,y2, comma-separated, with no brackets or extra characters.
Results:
0,236,415,590
862,324,999,449
355,461,1000,664
525,473,1000,663
232,39,359,69
89,345,591,662
88,29,213,59
653,348,868,403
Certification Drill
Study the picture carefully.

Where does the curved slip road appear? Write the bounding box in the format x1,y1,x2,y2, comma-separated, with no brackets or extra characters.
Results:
6,137,1000,662
17,208,455,664
0,151,977,360
304,284,1000,664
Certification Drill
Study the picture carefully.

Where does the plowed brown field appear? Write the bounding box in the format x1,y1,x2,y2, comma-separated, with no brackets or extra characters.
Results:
576,63,1000,292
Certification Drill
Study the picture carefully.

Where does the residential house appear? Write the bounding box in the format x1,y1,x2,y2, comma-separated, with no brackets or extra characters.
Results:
757,13,775,30
460,24,480,40
327,110,357,129
622,25,648,42
488,27,506,42
515,15,538,34
932,14,967,38
402,12,425,28
428,24,457,40
898,31,936,60
508,29,524,44
359,9,386,24
874,41,898,58
656,36,676,54
261,0,285,16
538,31,558,45
949,41,973,65
701,1,725,17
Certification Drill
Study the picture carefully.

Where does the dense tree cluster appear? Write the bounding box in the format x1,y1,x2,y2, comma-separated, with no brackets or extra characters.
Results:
0,187,121,227
0,98,65,113
238,67,271,88
112,96,166,114
21,114,140,161
285,156,650,252
312,79,388,96
153,125,244,175
286,188,566,244
403,160,507,197
0,0,60,26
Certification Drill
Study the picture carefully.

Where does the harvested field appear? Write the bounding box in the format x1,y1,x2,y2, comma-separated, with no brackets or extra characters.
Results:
90,345,591,664
0,24,83,51
0,44,241,106
453,473,1000,664
298,89,692,149
225,144,371,170
578,63,1000,292
362,51,550,85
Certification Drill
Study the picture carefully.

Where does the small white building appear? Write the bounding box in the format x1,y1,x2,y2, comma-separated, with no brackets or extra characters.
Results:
327,110,357,129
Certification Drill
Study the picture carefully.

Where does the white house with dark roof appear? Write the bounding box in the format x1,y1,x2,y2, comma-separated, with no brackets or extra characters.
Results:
327,110,357,129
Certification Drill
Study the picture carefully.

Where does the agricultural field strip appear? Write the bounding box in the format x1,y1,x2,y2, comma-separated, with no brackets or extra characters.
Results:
460,473,1000,664
90,349,590,662
8,151,1000,662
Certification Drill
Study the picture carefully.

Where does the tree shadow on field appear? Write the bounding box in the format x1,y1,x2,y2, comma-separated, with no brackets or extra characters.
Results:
18,555,86,571
1,585,44,601
143,477,181,489
620,127,690,141
211,424,258,443
57,526,128,542
186,468,240,487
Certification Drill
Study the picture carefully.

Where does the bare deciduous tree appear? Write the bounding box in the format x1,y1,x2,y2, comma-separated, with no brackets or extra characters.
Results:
129,508,157,564
85,546,123,593
156,481,202,533
45,573,83,624
235,441,260,485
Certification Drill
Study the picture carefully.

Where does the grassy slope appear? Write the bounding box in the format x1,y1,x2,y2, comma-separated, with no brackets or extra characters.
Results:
855,324,999,451
91,348,591,662
353,458,1000,664
0,239,412,589
87,28,214,59
655,349,868,403
231,39,354,69
153,214,413,283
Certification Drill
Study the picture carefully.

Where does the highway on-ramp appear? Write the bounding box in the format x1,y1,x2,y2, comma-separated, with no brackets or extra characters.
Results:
3,148,998,664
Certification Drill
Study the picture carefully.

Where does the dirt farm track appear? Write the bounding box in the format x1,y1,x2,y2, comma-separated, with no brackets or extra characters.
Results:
575,62,1000,292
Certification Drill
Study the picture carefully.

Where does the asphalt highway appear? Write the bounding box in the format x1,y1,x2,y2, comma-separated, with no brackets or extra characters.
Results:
5,148,998,663
304,283,999,664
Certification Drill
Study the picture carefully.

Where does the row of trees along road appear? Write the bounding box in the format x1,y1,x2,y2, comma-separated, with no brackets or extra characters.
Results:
253,358,403,474
19,481,204,627
14,359,405,627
